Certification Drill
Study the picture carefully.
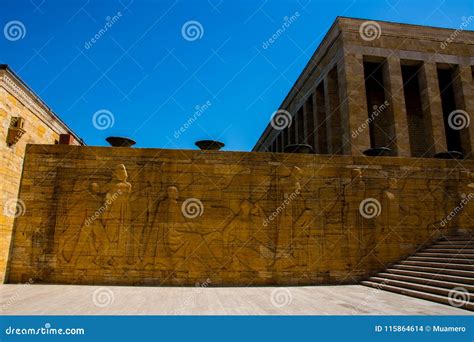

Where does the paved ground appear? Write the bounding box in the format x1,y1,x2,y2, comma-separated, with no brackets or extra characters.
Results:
0,284,469,315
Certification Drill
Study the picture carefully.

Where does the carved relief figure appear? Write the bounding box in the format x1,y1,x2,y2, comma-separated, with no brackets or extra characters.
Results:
143,186,185,268
343,167,367,275
274,166,305,268
57,180,107,266
57,165,133,267
222,199,272,273
143,185,222,271
380,177,400,261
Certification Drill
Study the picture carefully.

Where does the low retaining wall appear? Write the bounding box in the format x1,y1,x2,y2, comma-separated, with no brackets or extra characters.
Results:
5,145,474,286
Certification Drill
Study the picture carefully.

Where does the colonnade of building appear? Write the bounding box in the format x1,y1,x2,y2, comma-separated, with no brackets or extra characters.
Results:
268,54,474,159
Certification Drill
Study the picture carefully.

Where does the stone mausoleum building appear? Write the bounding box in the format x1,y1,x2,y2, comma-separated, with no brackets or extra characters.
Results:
254,17,474,160
1,18,473,311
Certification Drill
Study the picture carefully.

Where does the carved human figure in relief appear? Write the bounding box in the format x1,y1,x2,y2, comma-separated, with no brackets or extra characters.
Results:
57,180,107,266
143,185,221,270
143,186,185,268
274,166,304,268
91,164,135,265
222,199,272,272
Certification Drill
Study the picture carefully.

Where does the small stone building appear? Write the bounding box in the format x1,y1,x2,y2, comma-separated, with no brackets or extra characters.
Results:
0,65,82,281
253,17,474,159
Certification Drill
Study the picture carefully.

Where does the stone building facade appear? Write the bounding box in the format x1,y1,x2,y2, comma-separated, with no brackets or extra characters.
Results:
0,65,82,282
253,17,474,159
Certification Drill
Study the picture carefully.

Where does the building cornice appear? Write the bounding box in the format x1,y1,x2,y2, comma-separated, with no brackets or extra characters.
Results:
0,66,83,144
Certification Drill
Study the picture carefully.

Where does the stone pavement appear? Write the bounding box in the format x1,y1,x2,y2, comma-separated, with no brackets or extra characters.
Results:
0,284,469,315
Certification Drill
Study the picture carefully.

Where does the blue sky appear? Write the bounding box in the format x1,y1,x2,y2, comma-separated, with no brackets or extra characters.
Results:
1,0,472,150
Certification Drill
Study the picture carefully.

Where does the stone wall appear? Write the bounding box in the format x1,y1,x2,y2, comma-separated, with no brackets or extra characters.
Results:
0,67,81,282
5,145,473,286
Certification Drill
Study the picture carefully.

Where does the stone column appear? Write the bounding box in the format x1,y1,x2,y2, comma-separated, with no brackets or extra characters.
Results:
418,62,447,155
451,64,474,159
325,68,343,154
311,93,320,154
288,112,298,145
338,53,370,155
304,94,316,153
296,108,305,144
382,57,411,157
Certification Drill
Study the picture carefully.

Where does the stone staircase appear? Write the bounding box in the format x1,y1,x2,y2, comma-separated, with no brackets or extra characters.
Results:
362,234,474,311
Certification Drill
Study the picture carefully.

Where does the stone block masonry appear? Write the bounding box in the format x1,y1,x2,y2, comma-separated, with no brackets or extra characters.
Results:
5,145,474,286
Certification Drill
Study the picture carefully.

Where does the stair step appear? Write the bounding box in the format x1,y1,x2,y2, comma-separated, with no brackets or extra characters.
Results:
368,276,474,300
385,268,474,285
408,256,474,265
361,281,474,311
423,248,474,254
400,260,474,271
431,243,474,249
392,264,474,277
416,252,474,259
376,272,474,291
439,236,474,242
